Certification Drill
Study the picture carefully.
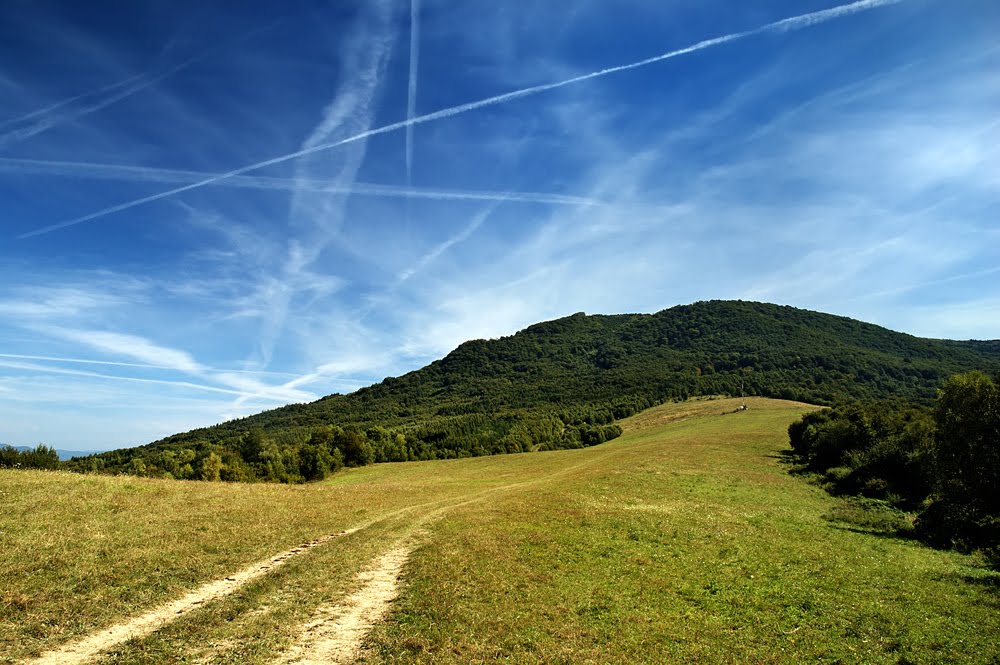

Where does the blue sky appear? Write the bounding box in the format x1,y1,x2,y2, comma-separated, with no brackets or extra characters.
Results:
1,0,997,452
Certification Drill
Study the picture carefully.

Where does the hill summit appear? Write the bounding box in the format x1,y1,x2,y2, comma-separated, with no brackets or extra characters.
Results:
68,301,999,481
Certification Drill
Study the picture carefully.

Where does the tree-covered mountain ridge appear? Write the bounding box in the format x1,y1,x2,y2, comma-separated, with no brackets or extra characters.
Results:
67,300,1000,482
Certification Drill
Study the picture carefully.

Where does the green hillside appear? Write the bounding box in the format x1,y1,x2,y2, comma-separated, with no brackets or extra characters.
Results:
66,300,999,481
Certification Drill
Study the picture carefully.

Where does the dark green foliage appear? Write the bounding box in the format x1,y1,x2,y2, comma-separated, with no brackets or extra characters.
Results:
334,429,373,467
789,402,935,507
0,444,61,470
66,301,998,484
298,428,340,481
917,372,1000,557
788,371,1000,564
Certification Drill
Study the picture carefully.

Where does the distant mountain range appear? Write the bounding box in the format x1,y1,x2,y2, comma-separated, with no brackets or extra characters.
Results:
66,301,999,481
4,444,103,461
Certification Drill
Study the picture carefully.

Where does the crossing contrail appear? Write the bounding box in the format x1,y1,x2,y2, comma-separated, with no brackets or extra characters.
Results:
0,19,288,150
1,157,604,206
0,72,147,131
17,0,903,239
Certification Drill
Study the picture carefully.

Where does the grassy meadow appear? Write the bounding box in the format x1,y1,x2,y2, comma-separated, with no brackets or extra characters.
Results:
2,397,998,663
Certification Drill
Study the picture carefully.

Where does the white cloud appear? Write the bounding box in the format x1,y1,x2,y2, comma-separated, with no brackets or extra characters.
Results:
0,286,130,320
38,328,203,373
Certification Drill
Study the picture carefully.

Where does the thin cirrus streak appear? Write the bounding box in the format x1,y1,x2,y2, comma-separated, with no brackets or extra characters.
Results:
406,0,420,187
0,359,250,397
353,199,504,325
0,359,328,406
0,17,288,149
0,352,300,377
16,0,904,239
396,202,498,285
0,157,603,206
0,70,180,148
848,266,1000,302
0,71,147,131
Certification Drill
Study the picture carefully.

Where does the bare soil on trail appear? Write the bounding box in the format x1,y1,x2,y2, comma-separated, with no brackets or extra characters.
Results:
22,454,611,664
273,539,418,664
24,531,353,665
270,458,620,662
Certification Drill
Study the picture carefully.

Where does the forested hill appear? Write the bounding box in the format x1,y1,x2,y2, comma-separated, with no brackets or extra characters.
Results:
67,301,1000,482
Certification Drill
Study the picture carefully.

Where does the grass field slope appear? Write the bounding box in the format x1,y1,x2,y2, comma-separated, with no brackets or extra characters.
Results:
4,398,997,663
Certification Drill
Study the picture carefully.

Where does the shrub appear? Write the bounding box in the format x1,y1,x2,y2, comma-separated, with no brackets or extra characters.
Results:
916,372,999,554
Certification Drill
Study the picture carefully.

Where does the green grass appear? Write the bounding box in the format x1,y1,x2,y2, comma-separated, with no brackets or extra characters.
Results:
367,398,1000,664
2,397,998,663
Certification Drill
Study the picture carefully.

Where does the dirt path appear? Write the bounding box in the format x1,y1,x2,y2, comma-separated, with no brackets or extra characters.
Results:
272,458,621,663
274,538,418,664
25,530,354,665
26,455,613,664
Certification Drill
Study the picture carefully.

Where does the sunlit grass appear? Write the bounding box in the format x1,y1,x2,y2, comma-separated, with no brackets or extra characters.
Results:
0,436,611,661
2,397,997,663
367,399,1000,663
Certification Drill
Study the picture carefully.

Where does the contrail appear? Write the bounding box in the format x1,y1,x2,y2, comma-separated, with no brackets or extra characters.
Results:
1,157,603,206
397,202,497,284
241,0,398,390
0,356,328,404
0,71,186,148
354,200,501,326
17,0,902,239
406,0,420,186
0,358,250,397
0,352,300,376
0,72,147,131
0,18,287,149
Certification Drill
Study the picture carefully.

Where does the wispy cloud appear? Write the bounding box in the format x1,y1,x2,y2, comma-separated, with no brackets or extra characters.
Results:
0,358,244,397
0,157,602,206
396,202,499,285
406,0,420,187
891,297,1000,341
264,0,396,354
851,266,1000,303
16,0,906,239
0,284,135,320
0,352,299,376
0,276,324,408
10,325,320,406
39,327,204,373
0,16,286,149
0,70,147,134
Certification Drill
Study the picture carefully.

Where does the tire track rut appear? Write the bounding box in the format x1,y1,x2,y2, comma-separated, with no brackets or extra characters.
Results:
25,531,354,665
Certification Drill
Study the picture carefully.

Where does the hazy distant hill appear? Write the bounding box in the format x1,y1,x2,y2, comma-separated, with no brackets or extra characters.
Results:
4,444,103,461
68,301,999,481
